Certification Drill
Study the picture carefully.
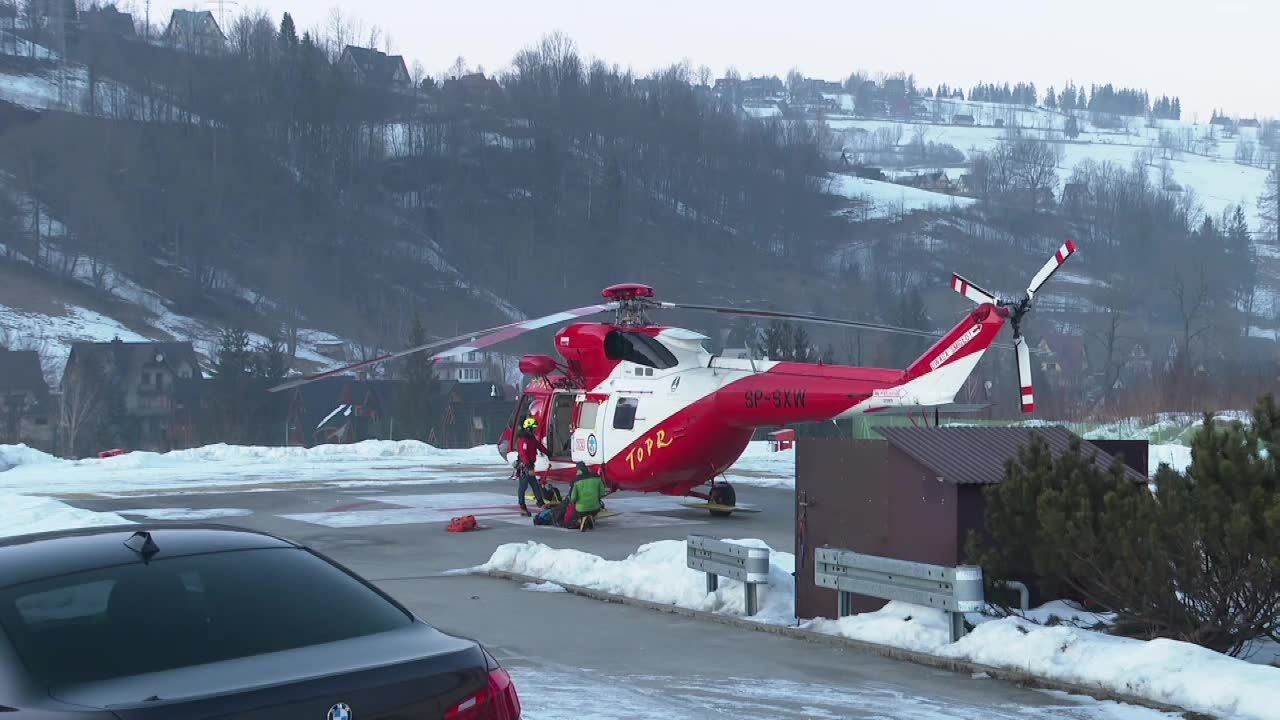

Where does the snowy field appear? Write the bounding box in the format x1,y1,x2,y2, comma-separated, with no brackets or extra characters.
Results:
480,539,1280,720
825,99,1273,229
826,172,975,219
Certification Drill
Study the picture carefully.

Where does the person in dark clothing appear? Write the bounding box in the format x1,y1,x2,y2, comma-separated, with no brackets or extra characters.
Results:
516,418,548,516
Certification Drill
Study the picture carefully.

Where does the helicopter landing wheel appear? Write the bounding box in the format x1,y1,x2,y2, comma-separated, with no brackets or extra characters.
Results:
708,482,737,517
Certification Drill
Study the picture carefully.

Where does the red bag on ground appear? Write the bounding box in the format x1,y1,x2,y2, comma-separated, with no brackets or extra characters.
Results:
446,515,478,533
562,504,577,529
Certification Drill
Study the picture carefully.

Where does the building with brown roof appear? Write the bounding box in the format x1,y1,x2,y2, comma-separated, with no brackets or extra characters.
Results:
794,427,1147,617
0,349,53,451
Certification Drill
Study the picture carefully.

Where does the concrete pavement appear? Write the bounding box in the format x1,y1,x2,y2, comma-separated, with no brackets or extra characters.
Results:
66,479,1170,719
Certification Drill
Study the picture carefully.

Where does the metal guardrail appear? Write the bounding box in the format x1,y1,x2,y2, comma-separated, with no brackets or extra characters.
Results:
687,535,770,616
815,547,984,642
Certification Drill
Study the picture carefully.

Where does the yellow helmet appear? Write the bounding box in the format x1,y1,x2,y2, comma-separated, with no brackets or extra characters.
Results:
522,417,538,430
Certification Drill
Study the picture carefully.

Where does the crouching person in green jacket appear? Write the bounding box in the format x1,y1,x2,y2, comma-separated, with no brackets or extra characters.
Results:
566,461,608,531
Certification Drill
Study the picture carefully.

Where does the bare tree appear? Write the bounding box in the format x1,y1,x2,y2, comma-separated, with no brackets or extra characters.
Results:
1088,311,1131,408
60,361,101,458
1260,164,1279,245
696,64,712,89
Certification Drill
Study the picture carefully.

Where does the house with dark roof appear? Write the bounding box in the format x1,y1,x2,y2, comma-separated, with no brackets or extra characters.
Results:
793,426,1147,617
439,380,514,449
441,72,502,105
285,377,395,447
0,349,53,451
339,45,411,89
165,9,224,55
61,339,201,453
82,4,135,38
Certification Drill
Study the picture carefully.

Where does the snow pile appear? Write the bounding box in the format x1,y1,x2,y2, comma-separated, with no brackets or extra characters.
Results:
0,495,131,539
480,538,796,624
0,444,58,472
481,539,1280,720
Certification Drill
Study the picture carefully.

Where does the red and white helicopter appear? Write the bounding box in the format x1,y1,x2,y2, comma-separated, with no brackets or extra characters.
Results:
273,241,1077,513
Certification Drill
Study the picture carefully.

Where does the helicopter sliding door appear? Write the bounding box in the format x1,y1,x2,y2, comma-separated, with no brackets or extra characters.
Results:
546,392,577,460
571,393,608,467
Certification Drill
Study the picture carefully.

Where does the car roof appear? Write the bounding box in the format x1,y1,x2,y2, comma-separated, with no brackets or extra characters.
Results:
0,524,300,589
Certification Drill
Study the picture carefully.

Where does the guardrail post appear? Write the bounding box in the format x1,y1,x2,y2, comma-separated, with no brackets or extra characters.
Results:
948,611,966,643
687,535,769,618
816,549,985,643
838,589,853,617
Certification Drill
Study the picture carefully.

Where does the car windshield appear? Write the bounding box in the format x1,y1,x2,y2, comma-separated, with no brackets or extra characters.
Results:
0,548,413,687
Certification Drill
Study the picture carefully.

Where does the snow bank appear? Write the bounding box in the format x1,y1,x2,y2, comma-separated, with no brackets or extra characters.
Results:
481,539,1280,720
0,444,58,472
480,538,796,625
1,495,131,539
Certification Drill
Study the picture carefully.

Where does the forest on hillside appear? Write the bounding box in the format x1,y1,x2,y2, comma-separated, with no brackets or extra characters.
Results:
0,4,1276,421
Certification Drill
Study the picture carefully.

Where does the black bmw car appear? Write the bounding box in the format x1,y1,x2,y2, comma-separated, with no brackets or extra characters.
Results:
0,525,521,719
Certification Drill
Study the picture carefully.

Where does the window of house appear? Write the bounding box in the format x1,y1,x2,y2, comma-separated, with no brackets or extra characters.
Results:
465,351,481,363
613,397,639,430
458,368,482,382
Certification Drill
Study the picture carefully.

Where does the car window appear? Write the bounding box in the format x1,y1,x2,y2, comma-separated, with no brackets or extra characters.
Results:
613,397,638,430
0,548,412,687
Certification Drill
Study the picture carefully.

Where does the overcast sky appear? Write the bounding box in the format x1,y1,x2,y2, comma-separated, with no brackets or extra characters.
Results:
148,0,1277,120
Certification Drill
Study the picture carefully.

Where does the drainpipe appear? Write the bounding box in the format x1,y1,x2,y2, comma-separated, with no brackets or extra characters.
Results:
1003,580,1030,612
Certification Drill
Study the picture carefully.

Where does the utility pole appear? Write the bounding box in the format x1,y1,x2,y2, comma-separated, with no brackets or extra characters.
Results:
144,0,150,41
200,0,238,32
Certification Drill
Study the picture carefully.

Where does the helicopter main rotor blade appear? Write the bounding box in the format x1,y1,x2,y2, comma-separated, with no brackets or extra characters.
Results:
658,301,1031,354
269,303,617,393
659,302,946,341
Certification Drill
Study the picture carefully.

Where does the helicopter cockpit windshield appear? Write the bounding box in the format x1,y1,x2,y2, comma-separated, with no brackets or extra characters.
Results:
604,331,678,369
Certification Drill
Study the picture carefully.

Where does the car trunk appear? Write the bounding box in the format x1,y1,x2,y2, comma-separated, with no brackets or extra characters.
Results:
49,624,488,720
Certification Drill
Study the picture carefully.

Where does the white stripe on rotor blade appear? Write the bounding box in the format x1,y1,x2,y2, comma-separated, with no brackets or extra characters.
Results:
523,311,579,328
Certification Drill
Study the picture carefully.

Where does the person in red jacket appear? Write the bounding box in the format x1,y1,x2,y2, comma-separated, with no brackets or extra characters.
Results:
516,417,548,516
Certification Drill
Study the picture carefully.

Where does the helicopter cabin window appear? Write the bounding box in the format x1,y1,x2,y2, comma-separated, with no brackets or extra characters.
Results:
604,331,677,370
613,397,639,430
577,401,600,431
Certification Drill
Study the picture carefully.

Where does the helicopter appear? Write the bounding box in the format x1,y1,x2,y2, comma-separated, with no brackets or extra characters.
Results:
272,241,1077,514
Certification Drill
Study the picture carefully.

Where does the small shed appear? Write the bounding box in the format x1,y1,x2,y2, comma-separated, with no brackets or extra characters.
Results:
768,429,796,451
794,427,1147,619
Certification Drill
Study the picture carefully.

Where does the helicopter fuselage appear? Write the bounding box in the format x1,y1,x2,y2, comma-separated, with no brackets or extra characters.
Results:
504,303,1008,497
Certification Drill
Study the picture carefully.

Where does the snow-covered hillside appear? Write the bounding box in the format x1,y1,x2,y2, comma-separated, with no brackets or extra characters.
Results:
822,97,1272,230
826,172,975,220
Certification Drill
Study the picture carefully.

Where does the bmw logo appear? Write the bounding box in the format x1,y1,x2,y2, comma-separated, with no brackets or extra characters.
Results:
328,703,352,720
587,434,597,457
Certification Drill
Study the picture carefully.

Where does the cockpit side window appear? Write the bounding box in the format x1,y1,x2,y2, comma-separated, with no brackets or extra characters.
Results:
604,331,678,370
